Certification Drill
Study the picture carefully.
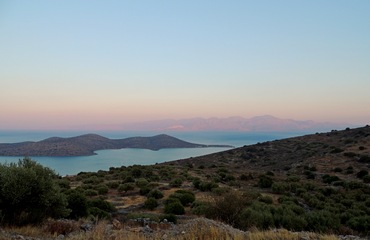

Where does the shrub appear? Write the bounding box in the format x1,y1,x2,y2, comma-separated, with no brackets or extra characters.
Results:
144,197,158,210
66,190,88,219
356,170,368,179
198,181,219,192
322,174,340,184
84,189,98,196
82,176,101,184
305,210,340,232
331,148,344,153
363,175,370,183
147,189,164,199
169,190,195,206
107,181,119,189
43,219,80,235
169,178,183,187
208,191,256,226
237,202,274,230
118,183,135,192
192,178,201,188
136,178,149,188
130,166,143,178
271,182,290,194
87,197,115,214
258,175,273,188
191,201,212,216
56,179,71,190
0,158,69,225
359,155,370,163
347,216,370,233
139,186,151,195
239,173,253,181
259,195,273,204
164,199,185,215
88,207,110,219
97,185,109,195
343,152,357,157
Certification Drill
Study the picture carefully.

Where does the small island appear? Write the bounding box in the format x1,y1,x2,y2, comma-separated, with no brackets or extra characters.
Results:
0,134,233,157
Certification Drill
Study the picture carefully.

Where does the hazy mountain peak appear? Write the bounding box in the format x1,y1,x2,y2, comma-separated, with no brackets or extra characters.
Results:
121,115,352,132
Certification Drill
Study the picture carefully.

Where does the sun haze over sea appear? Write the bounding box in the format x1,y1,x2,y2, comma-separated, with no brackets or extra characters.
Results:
0,1,369,130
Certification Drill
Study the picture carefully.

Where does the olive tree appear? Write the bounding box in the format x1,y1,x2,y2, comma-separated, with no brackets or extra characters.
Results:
0,158,69,225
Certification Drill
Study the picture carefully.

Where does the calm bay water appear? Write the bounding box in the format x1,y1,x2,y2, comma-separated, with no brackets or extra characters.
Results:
0,131,305,176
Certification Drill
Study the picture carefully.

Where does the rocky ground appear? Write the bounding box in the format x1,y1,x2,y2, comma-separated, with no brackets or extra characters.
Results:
0,217,367,240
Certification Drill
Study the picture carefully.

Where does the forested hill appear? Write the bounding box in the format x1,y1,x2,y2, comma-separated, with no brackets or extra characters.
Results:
0,134,232,157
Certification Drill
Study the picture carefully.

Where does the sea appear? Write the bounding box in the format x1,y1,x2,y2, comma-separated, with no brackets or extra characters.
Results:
0,130,308,176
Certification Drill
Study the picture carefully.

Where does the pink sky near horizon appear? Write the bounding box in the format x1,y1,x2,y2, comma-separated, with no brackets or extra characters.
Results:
1,1,369,130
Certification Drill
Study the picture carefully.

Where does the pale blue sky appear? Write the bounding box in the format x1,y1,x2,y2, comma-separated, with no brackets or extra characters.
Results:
1,1,369,130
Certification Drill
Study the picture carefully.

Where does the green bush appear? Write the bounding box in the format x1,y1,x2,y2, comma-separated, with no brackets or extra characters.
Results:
66,190,88,219
169,178,183,187
347,216,370,233
208,191,255,226
198,181,219,192
359,155,370,163
271,182,290,194
82,176,101,184
136,178,149,188
322,174,340,184
0,158,69,225
258,175,273,188
356,170,368,179
144,197,158,210
169,190,195,206
237,202,274,230
259,195,273,204
107,181,119,189
305,210,340,232
363,175,370,183
87,197,115,214
147,189,164,199
84,189,98,196
88,207,110,219
139,186,151,195
118,183,135,192
192,178,201,188
191,201,212,216
96,185,109,195
164,199,185,215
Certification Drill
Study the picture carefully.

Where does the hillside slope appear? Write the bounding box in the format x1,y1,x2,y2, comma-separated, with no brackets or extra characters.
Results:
171,126,370,178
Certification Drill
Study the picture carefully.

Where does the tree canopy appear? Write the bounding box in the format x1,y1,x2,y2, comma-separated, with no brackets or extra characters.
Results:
0,158,69,225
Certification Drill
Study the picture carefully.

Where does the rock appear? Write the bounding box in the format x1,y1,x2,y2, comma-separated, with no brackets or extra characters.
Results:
141,224,153,233
56,234,65,239
80,222,94,231
112,219,121,229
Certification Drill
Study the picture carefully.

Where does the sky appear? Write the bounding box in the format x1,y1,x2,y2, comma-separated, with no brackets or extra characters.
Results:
1,1,369,130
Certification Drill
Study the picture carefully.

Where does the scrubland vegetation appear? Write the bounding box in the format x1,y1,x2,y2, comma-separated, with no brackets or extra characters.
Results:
0,126,369,239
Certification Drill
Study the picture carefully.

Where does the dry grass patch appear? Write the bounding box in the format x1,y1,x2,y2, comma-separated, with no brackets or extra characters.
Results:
122,195,146,207
248,228,338,240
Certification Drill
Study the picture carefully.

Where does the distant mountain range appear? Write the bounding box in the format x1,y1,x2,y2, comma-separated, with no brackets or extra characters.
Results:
120,115,352,132
0,134,232,157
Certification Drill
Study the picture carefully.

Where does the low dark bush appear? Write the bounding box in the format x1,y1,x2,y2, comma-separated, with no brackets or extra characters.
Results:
147,189,164,199
144,197,158,210
164,198,185,215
